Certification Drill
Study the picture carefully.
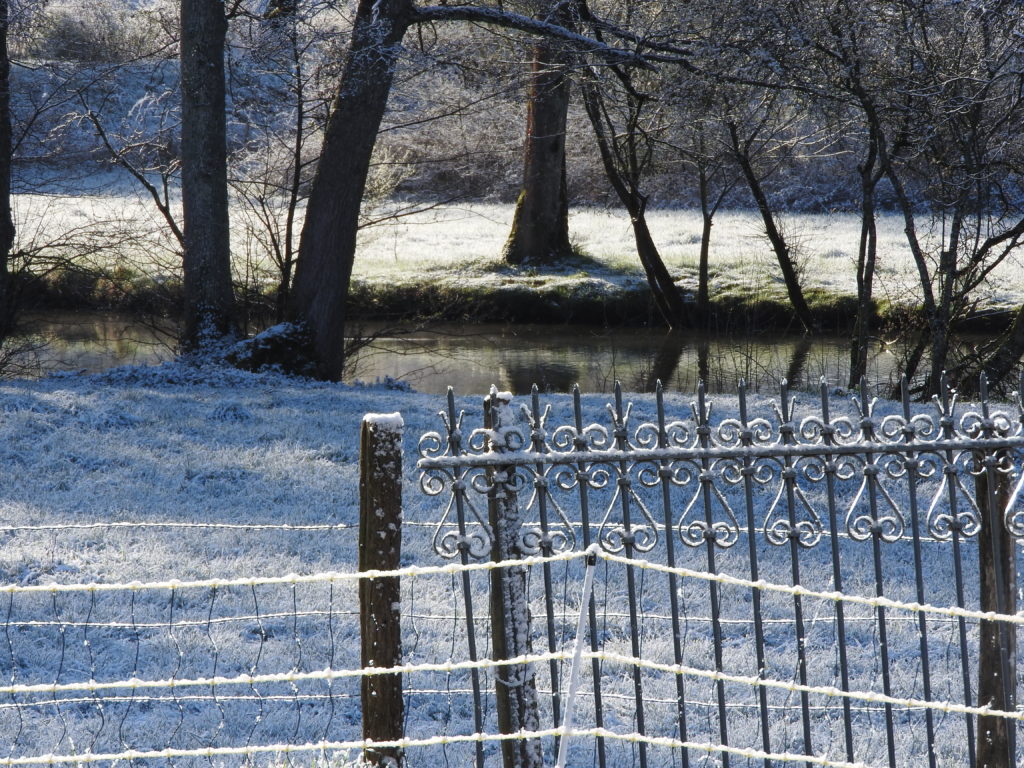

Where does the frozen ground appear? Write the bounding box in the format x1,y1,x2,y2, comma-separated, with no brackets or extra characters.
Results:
0,361,1017,766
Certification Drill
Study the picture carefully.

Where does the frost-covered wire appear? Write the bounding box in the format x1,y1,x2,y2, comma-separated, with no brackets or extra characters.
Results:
0,726,881,768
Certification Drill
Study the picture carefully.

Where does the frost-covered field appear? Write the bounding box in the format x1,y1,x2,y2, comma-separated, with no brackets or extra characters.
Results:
0,362,1015,766
14,193,1024,313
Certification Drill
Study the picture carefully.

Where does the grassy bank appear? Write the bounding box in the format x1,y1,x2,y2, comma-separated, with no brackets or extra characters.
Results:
10,200,1024,334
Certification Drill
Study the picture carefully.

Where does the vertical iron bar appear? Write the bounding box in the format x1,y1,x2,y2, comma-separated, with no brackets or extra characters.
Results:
818,379,854,763
738,380,772,767
529,385,562,755
899,376,937,768
655,381,690,768
695,381,730,768
857,378,897,768
446,388,485,768
777,380,813,764
572,385,607,768
611,381,648,768
936,377,977,767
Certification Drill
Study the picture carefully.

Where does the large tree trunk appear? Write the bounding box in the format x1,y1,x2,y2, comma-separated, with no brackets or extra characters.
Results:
503,40,573,266
180,0,238,347
0,0,13,338
290,0,413,381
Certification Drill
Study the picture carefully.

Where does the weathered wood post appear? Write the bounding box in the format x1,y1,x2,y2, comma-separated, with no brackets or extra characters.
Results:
973,386,1017,768
360,413,405,768
484,389,543,768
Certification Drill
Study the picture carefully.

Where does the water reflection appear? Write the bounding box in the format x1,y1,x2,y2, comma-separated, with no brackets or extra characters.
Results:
8,314,978,397
353,323,916,395
15,312,174,374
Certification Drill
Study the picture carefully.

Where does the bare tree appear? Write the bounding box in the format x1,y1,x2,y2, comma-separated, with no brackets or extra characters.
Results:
866,0,1024,396
289,0,647,380
578,59,689,326
723,90,818,334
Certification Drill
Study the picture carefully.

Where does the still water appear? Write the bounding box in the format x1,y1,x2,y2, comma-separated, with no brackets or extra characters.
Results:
14,313,936,395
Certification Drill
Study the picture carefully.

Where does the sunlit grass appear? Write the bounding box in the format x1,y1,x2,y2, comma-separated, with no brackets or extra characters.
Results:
11,194,1024,312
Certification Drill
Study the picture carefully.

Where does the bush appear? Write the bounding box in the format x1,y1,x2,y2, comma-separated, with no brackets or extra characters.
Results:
16,0,174,63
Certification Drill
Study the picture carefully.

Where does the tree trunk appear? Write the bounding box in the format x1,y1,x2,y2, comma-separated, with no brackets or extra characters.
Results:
180,0,238,347
579,78,686,326
629,200,687,325
290,0,413,381
849,157,879,388
728,122,816,333
503,40,573,266
697,167,713,327
0,0,13,338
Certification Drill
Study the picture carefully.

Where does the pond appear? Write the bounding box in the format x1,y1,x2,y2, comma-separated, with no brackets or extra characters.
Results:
12,312,941,396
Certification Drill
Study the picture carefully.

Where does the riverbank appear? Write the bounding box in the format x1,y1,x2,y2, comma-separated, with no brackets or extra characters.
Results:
11,203,1024,335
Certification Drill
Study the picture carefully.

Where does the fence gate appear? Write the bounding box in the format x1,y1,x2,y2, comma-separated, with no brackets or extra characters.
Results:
414,375,1024,768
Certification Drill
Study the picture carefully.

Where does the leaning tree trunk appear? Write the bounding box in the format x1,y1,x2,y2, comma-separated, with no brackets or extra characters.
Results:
728,123,816,333
289,0,413,381
180,0,238,348
0,0,14,338
579,77,687,326
503,40,573,266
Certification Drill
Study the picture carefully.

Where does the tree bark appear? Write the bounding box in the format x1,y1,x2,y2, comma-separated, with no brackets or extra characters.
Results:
0,0,13,338
290,0,414,381
503,40,573,266
180,0,238,347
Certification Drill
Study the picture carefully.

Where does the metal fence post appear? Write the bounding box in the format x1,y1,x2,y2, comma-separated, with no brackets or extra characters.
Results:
360,413,405,768
484,388,543,768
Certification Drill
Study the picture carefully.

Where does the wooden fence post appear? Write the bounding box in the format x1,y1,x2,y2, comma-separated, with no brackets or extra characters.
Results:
360,413,405,768
485,390,544,768
976,443,1017,768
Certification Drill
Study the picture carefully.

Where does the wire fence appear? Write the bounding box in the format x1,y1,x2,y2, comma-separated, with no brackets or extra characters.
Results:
0,547,1021,767
2,376,1023,767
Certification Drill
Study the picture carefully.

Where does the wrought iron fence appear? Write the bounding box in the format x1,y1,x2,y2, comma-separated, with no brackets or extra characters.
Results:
416,375,1024,768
